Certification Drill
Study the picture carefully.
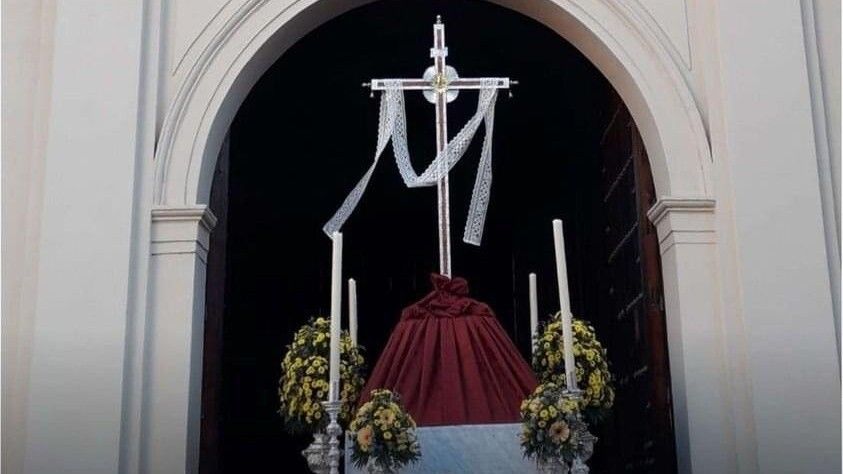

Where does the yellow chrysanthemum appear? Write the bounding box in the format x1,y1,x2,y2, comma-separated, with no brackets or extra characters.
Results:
378,408,396,426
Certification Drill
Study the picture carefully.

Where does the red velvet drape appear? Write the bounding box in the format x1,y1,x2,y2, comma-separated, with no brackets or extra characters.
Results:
359,274,537,426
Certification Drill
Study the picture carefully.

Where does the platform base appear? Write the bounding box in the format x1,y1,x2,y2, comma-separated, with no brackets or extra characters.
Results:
345,423,542,473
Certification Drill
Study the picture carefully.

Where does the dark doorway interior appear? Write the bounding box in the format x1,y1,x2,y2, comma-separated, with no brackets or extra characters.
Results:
202,1,676,472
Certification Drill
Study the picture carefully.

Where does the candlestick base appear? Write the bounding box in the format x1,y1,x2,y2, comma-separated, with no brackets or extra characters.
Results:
322,400,343,474
302,431,330,474
562,388,597,474
562,387,584,399
536,457,569,473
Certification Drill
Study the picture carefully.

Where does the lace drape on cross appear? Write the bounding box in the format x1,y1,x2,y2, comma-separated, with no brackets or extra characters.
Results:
323,16,513,277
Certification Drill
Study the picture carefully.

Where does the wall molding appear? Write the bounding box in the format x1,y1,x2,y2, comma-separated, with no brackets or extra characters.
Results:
171,0,236,75
799,0,840,346
151,205,217,263
648,196,716,253
153,0,272,205
630,0,692,69
648,196,716,222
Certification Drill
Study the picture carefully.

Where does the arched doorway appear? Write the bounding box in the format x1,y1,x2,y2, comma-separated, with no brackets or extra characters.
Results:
143,0,730,472
200,1,676,471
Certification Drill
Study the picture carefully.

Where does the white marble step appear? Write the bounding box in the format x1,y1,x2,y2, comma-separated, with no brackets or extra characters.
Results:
344,423,541,473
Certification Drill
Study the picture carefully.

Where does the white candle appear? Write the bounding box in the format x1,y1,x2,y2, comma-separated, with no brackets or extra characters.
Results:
552,219,577,391
529,273,539,354
329,232,343,402
348,278,358,346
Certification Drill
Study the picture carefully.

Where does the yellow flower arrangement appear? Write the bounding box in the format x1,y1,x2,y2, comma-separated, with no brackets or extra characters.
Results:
349,389,420,471
532,314,615,425
520,382,591,464
278,317,366,434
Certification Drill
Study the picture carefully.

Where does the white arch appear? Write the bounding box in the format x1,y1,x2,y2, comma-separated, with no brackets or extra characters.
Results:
143,2,738,473
152,0,712,206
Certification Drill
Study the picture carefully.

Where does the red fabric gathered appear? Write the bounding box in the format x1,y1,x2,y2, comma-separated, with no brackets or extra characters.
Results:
359,274,537,426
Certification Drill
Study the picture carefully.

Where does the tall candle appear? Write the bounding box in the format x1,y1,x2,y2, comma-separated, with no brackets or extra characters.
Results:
552,219,577,391
529,273,539,354
329,232,343,402
348,278,358,346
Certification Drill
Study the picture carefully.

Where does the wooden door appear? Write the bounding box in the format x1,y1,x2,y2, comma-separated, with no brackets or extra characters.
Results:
589,95,677,473
200,136,230,474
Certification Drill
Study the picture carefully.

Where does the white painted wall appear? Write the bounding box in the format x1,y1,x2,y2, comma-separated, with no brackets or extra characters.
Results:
705,1,839,472
2,1,839,473
11,1,146,473
1,1,55,472
687,1,760,470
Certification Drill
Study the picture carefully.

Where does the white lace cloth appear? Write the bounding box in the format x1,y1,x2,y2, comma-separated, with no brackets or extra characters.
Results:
323,82,499,246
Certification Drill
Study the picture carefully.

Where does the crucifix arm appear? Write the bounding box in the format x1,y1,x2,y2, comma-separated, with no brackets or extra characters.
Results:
366,77,516,91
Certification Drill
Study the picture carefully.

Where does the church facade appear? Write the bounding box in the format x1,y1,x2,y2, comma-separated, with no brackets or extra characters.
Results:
3,1,840,473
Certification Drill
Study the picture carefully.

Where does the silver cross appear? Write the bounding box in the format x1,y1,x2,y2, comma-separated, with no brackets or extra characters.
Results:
364,16,515,277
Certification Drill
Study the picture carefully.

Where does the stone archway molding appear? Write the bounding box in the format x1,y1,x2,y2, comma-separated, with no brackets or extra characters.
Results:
152,0,713,207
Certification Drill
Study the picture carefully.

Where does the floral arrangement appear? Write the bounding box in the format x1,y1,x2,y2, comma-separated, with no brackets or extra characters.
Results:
520,382,592,465
532,314,614,424
278,317,366,433
348,389,421,472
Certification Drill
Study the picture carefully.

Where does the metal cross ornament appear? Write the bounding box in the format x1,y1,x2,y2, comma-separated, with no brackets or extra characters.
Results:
364,16,515,278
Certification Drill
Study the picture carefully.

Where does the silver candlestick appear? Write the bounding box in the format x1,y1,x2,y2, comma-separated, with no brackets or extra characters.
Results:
322,400,342,474
302,432,330,474
563,387,584,399
563,388,596,474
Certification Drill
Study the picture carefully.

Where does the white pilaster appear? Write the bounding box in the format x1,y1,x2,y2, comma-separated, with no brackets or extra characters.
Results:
143,206,216,474
709,1,840,471
22,2,145,473
648,197,738,474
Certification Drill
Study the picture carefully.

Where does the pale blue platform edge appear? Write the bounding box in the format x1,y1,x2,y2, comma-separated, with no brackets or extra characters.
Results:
345,423,541,473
